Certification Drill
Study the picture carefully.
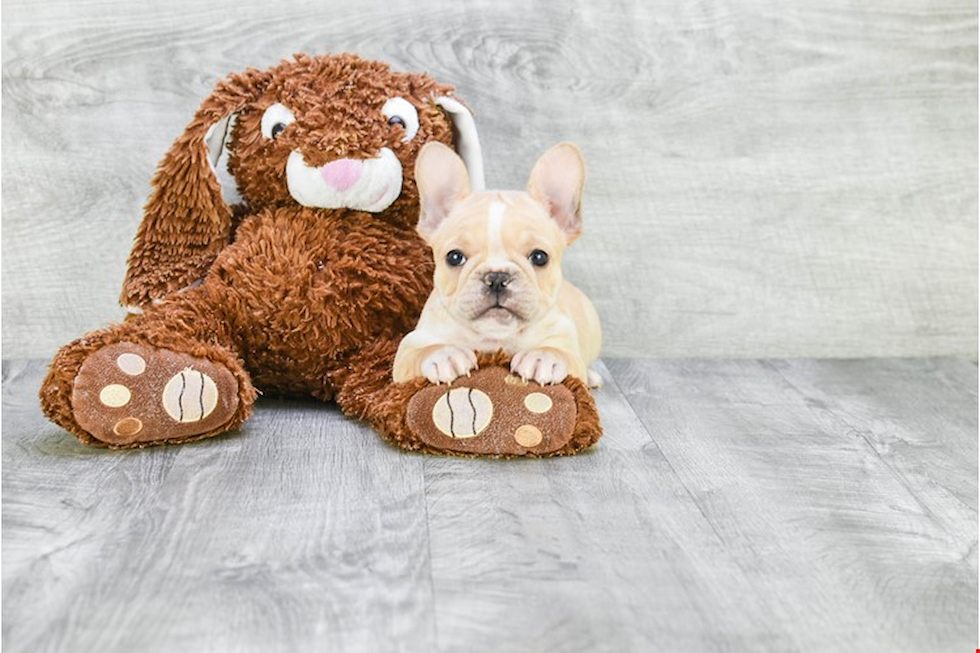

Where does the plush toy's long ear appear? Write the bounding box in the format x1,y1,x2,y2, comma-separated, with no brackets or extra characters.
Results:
120,68,272,311
434,96,485,192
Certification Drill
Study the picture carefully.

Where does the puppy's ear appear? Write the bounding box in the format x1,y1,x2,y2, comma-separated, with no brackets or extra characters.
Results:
120,67,272,310
527,142,586,243
415,142,471,241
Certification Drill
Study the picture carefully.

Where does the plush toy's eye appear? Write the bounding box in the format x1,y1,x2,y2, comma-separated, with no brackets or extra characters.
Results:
261,103,297,140
446,249,467,267
382,97,420,142
529,250,549,267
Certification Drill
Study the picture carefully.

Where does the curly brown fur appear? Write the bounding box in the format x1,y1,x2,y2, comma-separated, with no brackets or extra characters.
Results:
121,54,453,308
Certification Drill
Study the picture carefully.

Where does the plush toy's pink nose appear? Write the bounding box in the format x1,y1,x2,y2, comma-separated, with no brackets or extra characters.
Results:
320,159,363,191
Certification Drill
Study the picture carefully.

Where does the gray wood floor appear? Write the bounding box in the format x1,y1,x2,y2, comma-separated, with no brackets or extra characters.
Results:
3,357,976,652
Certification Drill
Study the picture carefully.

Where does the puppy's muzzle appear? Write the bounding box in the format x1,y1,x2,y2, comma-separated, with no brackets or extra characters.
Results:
483,271,512,295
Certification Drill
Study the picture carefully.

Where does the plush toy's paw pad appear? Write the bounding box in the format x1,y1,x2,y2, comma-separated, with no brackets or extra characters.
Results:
71,342,239,446
406,366,576,456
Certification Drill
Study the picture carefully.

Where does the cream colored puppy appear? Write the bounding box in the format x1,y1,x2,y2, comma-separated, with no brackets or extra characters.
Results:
393,141,602,388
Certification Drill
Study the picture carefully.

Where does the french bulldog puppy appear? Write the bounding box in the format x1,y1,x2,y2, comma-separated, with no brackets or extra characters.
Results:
393,141,602,387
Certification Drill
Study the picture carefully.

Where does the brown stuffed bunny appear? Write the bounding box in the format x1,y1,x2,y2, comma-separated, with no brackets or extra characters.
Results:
39,53,601,456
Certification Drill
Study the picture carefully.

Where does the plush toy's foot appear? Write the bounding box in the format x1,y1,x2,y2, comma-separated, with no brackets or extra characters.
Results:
406,366,592,456
70,342,241,447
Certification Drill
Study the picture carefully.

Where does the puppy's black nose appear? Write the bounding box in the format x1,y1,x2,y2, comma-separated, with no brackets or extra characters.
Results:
483,271,512,294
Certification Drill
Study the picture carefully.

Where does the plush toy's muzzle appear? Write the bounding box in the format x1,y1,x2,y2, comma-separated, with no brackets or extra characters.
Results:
285,146,403,211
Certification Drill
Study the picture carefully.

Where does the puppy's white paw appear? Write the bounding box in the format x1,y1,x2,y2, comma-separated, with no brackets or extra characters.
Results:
421,346,478,385
587,368,604,389
511,350,569,385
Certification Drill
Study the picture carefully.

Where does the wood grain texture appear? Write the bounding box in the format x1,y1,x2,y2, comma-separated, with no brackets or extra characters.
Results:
2,359,436,653
604,356,978,652
1,0,976,360
4,357,976,652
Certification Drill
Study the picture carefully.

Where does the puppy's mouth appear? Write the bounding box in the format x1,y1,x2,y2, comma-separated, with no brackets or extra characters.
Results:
479,305,516,318
285,147,403,212
473,299,527,322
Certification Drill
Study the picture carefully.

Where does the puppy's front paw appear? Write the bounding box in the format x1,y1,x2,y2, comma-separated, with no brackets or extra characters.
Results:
511,350,569,385
421,346,478,384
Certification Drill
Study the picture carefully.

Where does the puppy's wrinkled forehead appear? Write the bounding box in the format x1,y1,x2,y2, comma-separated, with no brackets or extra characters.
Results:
438,191,565,254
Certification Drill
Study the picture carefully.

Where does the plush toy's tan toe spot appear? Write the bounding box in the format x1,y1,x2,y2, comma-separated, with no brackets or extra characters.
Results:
431,387,493,439
524,392,553,414
504,374,528,386
514,424,543,447
99,384,131,408
116,352,147,376
72,343,243,447
112,417,143,438
162,369,219,423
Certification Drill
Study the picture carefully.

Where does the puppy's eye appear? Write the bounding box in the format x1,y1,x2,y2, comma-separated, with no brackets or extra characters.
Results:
446,249,467,267
261,103,297,140
382,97,420,142
529,250,550,267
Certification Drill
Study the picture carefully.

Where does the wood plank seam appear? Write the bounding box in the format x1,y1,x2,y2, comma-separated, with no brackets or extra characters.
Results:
762,359,979,535
603,359,750,563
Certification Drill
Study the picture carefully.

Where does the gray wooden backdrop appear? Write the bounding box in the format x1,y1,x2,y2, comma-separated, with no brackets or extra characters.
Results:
2,0,977,360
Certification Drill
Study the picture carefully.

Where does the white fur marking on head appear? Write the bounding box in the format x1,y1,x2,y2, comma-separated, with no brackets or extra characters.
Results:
286,147,403,212
487,201,506,253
